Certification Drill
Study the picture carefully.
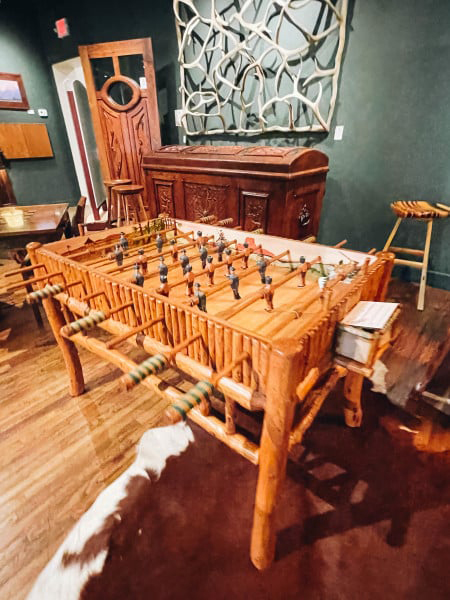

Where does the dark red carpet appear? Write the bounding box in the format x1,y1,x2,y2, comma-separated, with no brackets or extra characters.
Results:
82,392,450,600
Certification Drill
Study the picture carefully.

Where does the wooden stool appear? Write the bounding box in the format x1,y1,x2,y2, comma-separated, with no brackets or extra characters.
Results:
104,179,132,224
383,201,448,310
112,184,149,226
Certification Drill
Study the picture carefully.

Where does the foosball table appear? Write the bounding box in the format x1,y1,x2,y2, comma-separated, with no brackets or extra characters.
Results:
7,215,394,570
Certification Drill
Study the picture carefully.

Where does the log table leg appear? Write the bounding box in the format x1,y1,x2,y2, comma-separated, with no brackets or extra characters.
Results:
250,341,300,570
27,242,85,396
343,370,364,427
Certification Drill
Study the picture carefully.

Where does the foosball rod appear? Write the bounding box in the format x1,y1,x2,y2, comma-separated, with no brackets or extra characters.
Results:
106,316,165,349
204,249,288,299
217,255,322,320
86,228,192,269
60,301,134,337
70,224,178,263
103,236,201,275
119,332,203,390
65,329,259,465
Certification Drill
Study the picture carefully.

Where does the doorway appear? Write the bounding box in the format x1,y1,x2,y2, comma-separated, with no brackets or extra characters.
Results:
52,57,105,221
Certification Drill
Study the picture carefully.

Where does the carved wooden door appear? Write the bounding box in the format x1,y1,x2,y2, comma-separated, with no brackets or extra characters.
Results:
79,38,161,188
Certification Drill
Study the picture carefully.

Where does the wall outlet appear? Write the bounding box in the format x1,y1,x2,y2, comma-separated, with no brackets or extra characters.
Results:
38,108,48,118
334,125,344,140
174,109,183,127
27,109,35,115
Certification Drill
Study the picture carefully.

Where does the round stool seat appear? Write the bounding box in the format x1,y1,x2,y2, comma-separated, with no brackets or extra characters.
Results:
104,179,132,188
391,201,448,219
113,184,144,195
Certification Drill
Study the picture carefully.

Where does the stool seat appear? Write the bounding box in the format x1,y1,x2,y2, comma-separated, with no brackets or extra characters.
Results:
391,201,448,219
385,200,448,311
113,184,144,195
104,179,132,188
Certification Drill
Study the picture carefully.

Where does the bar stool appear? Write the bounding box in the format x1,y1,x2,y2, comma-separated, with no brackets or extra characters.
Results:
112,184,149,226
104,179,132,224
383,200,448,310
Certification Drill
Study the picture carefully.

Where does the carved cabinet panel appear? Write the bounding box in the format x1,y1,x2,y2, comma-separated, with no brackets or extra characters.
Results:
154,180,175,216
183,182,229,221
240,191,269,232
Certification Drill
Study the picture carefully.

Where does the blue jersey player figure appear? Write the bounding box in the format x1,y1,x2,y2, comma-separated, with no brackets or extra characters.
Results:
158,256,168,281
131,263,144,287
180,249,190,274
191,282,207,312
199,243,208,269
217,238,226,262
226,266,241,300
256,253,268,284
119,232,129,255
155,233,164,254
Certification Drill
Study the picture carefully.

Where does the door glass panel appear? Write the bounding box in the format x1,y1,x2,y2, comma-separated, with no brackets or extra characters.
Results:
119,54,145,86
108,81,134,105
90,57,114,90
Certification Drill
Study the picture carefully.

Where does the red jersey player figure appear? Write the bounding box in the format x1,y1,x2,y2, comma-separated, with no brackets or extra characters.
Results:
170,239,178,263
262,276,274,311
157,275,169,297
136,248,148,275
242,241,251,269
225,248,233,274
184,264,195,296
206,255,215,286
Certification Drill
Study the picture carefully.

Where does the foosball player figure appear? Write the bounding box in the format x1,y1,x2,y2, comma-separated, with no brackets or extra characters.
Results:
196,230,203,250
206,255,215,286
297,256,308,287
170,239,178,263
157,275,169,297
131,263,144,287
191,282,207,312
242,242,251,269
262,276,274,312
225,248,233,274
119,232,129,255
257,253,268,284
180,249,190,274
137,248,148,274
199,243,208,269
184,265,195,296
112,244,123,267
217,238,226,262
216,229,226,243
156,233,164,254
226,266,241,300
158,256,168,281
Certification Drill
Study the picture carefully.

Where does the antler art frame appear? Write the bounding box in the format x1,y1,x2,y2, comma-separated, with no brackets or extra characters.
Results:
174,0,348,135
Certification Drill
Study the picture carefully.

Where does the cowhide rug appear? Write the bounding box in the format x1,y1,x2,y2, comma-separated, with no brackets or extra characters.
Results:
28,422,194,600
27,397,449,600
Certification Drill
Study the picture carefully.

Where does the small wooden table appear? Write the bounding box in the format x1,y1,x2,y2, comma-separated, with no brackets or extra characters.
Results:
0,203,69,256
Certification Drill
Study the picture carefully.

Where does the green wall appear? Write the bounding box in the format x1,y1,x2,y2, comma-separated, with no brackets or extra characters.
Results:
0,0,80,206
11,0,450,288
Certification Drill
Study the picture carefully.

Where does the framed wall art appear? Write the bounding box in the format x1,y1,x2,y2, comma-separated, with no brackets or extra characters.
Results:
0,73,29,110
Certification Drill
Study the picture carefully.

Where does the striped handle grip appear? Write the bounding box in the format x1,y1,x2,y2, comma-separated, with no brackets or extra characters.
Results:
121,353,169,390
165,381,214,423
61,310,106,337
27,283,64,303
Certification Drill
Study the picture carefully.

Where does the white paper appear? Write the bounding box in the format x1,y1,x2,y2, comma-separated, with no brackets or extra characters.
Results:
340,301,399,330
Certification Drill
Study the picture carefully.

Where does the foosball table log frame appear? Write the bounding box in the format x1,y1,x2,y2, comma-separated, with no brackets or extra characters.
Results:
20,219,394,571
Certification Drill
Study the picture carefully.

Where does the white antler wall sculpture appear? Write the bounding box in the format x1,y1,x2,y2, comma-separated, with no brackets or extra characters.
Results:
174,0,348,135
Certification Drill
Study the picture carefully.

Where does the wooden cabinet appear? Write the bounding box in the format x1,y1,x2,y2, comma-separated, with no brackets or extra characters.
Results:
142,145,329,239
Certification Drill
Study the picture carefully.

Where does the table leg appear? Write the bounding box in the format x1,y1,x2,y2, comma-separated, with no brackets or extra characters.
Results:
343,370,364,427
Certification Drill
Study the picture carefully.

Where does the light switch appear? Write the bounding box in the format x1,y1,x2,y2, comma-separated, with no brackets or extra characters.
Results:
334,125,344,141
27,109,35,115
174,109,183,127
38,109,48,118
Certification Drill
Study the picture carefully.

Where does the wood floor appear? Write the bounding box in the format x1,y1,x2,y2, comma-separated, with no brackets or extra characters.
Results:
0,267,449,599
